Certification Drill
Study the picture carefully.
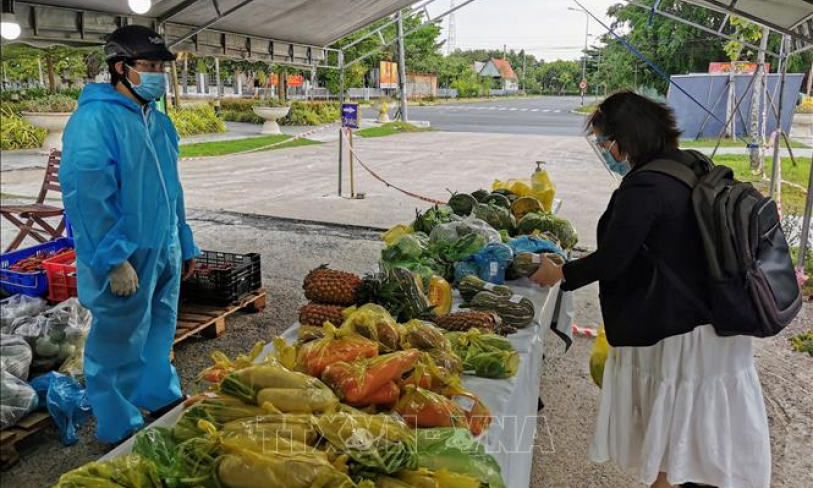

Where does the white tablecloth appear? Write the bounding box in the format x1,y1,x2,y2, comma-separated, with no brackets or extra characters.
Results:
104,280,562,488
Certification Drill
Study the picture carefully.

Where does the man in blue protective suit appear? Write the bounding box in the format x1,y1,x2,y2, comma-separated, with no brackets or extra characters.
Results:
60,25,200,444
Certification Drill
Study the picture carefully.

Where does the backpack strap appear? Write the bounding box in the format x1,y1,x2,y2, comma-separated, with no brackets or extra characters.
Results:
639,159,699,188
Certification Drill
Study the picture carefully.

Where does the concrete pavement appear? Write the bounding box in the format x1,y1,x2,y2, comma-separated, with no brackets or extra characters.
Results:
363,96,593,136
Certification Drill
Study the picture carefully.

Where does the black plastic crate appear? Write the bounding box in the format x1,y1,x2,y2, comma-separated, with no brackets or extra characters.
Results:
180,251,262,304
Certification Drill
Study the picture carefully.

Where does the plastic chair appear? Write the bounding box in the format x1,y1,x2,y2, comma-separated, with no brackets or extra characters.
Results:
1,150,66,252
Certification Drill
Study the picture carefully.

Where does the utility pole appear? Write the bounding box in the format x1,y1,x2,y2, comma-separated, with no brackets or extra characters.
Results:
748,27,770,176
397,10,409,122
568,7,589,106
522,51,526,92
447,0,457,55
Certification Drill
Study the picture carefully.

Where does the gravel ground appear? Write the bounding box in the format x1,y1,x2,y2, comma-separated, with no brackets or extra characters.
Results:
538,289,813,488
3,215,812,488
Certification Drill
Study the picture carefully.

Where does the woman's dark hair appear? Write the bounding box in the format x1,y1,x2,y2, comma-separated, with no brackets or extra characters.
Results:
587,90,681,166
108,59,124,86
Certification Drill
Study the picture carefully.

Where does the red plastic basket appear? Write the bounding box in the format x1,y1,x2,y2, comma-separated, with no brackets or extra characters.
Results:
42,250,78,303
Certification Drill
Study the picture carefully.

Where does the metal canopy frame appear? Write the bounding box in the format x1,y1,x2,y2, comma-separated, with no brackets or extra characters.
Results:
615,0,813,276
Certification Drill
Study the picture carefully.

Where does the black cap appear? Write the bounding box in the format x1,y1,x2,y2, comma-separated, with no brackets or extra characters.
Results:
104,25,175,62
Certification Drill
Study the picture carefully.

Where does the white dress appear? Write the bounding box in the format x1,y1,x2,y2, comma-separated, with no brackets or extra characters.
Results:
589,324,771,488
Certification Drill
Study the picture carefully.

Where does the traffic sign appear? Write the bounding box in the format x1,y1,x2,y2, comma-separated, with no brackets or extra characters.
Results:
579,80,588,90
341,103,359,128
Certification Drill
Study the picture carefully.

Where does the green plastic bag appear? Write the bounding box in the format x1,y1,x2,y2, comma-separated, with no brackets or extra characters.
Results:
54,454,162,488
415,428,505,488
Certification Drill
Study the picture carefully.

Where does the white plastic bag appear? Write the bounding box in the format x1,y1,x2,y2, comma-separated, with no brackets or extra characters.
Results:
0,295,48,333
0,334,33,380
0,370,38,429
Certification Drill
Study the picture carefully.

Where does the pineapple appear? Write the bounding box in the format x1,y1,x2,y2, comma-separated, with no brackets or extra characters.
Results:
429,311,516,336
303,265,361,305
299,302,346,327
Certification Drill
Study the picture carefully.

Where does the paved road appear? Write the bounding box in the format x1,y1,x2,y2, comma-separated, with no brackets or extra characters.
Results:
362,96,596,135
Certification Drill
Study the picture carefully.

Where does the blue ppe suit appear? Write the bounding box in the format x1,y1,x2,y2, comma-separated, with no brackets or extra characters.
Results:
60,83,200,443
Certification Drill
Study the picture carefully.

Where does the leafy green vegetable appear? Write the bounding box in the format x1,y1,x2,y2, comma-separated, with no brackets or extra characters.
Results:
441,233,487,262
133,428,185,488
517,212,578,249
54,454,163,488
446,330,519,379
416,428,505,488
382,234,429,262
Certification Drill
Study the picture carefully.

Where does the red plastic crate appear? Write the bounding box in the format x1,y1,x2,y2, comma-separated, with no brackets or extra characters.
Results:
42,250,78,303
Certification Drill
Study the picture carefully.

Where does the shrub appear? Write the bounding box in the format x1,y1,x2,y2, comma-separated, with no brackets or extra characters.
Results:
219,98,256,111
220,109,264,124
169,104,226,136
1,107,46,150
797,97,813,114
253,98,288,108
282,101,339,126
22,94,78,113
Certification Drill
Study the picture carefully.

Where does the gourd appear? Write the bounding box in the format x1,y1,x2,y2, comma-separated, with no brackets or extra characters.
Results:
510,252,566,278
457,275,512,303
448,193,478,217
469,291,535,329
427,276,453,316
482,193,511,209
510,197,543,220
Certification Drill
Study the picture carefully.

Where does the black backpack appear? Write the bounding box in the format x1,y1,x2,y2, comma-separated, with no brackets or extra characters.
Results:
640,149,803,338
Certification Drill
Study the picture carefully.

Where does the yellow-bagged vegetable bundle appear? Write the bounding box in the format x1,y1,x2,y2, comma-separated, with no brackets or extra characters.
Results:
395,385,491,436
175,394,269,441
446,329,519,379
221,414,320,446
400,320,463,376
219,360,338,414
322,350,422,407
196,342,267,387
54,454,162,488
296,323,380,377
316,408,418,476
341,304,401,352
386,468,481,488
218,447,354,488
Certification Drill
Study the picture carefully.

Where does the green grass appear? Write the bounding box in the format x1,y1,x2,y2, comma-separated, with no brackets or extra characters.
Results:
711,154,810,215
179,135,320,158
573,103,599,115
681,138,809,149
356,122,433,138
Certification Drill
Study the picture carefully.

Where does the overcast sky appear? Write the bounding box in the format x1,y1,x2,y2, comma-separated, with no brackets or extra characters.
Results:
426,0,620,62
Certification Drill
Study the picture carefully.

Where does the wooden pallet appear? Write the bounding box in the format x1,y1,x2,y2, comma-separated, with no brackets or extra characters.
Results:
0,412,52,470
173,290,267,349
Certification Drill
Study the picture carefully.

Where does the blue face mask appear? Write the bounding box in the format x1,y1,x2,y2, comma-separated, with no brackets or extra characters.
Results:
127,65,166,101
596,137,630,176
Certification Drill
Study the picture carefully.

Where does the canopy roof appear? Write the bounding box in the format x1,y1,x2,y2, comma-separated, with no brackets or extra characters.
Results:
20,0,421,47
678,0,812,48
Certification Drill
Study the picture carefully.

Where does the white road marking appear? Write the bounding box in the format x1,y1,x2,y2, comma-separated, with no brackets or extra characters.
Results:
543,109,550,113
531,109,539,112
554,109,562,113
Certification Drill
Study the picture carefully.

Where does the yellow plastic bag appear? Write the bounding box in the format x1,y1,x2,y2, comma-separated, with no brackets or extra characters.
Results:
340,304,401,353
217,445,354,488
492,172,556,212
590,325,610,388
382,224,414,246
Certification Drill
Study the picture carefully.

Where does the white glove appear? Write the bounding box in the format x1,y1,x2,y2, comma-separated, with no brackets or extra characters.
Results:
109,261,139,297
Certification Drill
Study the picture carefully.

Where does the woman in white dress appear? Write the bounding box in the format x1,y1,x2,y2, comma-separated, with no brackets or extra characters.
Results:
531,91,771,488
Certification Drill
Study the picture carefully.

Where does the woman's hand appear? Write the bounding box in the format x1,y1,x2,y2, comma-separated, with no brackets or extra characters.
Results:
531,255,564,287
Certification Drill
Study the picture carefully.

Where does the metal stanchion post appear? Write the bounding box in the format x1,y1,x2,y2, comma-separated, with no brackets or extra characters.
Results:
338,127,344,197
349,128,356,198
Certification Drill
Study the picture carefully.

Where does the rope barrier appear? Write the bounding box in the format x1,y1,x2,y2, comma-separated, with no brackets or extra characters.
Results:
180,122,339,161
340,129,446,205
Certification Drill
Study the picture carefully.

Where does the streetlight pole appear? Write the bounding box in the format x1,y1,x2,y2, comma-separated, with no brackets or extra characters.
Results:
568,7,589,106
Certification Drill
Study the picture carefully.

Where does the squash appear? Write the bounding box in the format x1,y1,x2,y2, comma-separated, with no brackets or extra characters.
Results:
448,193,478,217
457,275,513,303
510,197,543,220
427,276,453,316
469,291,535,329
510,252,566,278
471,189,490,202
482,193,511,209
